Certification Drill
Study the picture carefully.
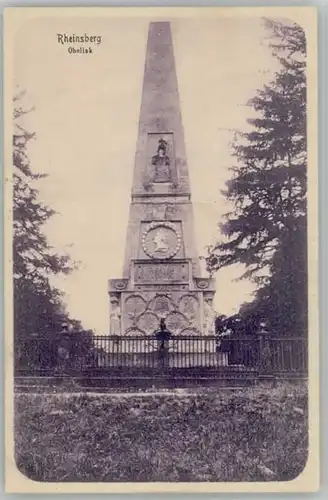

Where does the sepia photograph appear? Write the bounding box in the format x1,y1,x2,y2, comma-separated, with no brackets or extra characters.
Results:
4,6,318,492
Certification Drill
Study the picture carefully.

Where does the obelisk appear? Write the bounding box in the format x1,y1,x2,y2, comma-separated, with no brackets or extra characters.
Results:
108,22,216,339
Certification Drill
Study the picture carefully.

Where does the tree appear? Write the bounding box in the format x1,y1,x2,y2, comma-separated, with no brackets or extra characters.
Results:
251,215,307,335
13,90,76,339
13,91,73,287
13,91,98,372
206,19,307,335
13,91,99,349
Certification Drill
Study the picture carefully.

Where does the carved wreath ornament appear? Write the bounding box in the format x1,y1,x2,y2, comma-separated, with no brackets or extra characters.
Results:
142,221,181,260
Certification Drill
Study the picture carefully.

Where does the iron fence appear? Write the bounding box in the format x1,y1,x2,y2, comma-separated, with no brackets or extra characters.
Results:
14,333,308,378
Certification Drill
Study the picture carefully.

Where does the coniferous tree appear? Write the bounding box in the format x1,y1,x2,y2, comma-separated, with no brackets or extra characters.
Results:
13,91,97,375
207,19,307,336
13,89,75,340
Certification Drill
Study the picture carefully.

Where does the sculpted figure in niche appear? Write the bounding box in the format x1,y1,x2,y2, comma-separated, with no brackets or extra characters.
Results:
151,138,171,182
110,296,121,336
153,228,169,253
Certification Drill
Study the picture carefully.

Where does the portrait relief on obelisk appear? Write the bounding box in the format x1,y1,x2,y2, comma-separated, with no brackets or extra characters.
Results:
141,221,182,260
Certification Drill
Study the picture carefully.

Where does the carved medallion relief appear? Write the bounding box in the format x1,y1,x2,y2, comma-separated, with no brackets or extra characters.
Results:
141,221,181,260
178,295,198,320
149,294,175,317
137,312,159,334
165,311,188,333
125,294,147,328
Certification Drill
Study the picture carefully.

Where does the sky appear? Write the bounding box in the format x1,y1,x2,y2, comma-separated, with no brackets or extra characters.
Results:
14,15,281,334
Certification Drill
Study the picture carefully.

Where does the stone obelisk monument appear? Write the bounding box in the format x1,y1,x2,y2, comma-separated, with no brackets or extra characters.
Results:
108,22,216,340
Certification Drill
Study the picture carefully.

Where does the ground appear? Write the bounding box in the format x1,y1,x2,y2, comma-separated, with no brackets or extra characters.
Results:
14,383,308,482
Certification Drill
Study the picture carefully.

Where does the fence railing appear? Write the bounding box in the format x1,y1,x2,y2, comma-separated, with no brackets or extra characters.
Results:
14,333,308,378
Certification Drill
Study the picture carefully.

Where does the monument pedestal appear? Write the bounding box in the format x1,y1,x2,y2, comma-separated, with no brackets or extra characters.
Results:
109,268,216,339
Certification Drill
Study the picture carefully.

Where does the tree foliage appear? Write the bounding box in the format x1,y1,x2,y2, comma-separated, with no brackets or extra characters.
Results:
13,90,82,340
247,215,307,335
13,91,73,288
207,19,307,335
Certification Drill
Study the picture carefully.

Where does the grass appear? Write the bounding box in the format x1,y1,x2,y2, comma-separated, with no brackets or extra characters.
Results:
14,383,308,482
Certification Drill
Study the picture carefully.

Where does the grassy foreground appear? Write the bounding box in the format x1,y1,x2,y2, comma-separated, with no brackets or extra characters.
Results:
14,384,308,482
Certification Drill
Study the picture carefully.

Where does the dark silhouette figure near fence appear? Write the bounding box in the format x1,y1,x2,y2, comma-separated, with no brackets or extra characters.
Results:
154,319,172,369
